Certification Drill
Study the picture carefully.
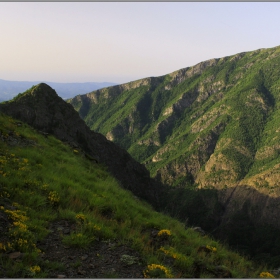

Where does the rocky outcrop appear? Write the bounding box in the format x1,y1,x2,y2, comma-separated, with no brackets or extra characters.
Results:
0,83,163,207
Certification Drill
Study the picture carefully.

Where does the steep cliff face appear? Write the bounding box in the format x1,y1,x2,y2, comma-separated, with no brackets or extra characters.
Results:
0,83,164,206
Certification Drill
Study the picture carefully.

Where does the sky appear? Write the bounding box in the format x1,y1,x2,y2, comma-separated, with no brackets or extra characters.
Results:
1,2,280,84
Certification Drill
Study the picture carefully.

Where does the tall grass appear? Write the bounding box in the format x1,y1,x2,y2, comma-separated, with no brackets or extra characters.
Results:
0,113,268,278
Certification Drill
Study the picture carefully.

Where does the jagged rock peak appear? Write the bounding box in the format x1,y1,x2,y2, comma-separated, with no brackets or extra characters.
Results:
33,82,54,91
0,83,163,207
0,82,81,136
33,82,57,92
19,82,59,99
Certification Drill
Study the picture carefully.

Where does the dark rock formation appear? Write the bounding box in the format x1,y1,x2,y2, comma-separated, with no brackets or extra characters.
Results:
0,83,163,207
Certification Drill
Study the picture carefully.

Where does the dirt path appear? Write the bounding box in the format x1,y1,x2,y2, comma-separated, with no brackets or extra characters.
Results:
38,220,145,278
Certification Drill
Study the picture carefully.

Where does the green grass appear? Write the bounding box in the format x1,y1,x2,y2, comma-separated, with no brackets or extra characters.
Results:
0,112,270,278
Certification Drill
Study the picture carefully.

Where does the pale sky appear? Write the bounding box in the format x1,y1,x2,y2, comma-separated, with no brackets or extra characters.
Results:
1,2,280,84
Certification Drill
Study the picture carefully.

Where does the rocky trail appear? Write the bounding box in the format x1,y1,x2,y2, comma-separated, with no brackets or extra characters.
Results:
1,218,145,278
39,220,145,278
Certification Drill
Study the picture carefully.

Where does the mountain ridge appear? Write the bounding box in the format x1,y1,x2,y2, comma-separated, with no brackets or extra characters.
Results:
68,45,280,196
0,79,117,101
0,83,163,207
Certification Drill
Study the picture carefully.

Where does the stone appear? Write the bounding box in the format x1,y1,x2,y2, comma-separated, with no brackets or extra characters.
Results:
81,254,88,261
8,252,21,259
192,227,206,236
151,230,158,238
78,268,86,275
63,228,70,234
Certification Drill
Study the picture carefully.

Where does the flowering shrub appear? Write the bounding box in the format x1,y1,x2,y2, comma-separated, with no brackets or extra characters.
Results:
93,224,101,231
158,246,193,272
29,265,41,276
159,246,179,259
157,229,171,237
4,209,28,222
0,243,6,252
12,202,20,208
75,213,86,222
3,206,39,253
259,272,275,278
143,264,173,278
206,245,217,252
48,191,60,205
41,184,48,191
0,191,10,198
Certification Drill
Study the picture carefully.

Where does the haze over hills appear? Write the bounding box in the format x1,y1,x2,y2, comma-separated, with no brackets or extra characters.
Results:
0,79,117,101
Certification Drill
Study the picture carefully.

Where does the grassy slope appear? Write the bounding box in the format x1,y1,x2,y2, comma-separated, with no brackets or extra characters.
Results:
0,112,269,278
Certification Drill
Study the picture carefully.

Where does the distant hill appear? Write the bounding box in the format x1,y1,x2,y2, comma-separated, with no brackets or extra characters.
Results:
0,79,117,101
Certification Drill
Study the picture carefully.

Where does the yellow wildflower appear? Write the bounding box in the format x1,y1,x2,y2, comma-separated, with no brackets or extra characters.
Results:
29,265,41,274
0,243,6,252
260,272,275,278
206,245,217,252
93,224,101,231
48,191,60,205
157,229,171,237
75,213,86,222
143,264,173,278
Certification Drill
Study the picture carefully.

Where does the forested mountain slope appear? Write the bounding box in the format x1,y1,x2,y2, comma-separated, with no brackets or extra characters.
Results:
68,46,280,266
69,45,280,197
